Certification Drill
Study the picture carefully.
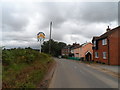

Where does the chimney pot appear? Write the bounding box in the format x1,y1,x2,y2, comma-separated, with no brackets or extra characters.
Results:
106,26,110,32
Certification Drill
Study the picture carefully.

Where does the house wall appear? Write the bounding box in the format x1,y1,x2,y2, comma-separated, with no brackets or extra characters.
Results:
61,48,70,56
74,43,93,60
109,30,120,65
82,43,93,60
74,48,80,58
93,28,120,65
79,47,82,58
75,43,93,60
93,39,108,64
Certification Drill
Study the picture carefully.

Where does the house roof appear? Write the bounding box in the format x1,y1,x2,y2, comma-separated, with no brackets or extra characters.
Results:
81,42,93,47
62,43,80,49
92,36,99,41
72,45,81,49
62,45,71,49
93,26,120,41
73,42,93,49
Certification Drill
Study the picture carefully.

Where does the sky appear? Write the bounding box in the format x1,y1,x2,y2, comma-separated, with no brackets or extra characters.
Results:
1,0,119,49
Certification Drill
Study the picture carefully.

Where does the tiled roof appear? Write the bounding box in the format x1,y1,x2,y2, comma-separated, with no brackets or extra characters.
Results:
93,26,120,41
72,45,81,49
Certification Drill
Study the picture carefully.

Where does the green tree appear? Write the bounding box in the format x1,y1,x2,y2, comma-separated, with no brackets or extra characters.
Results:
41,39,66,57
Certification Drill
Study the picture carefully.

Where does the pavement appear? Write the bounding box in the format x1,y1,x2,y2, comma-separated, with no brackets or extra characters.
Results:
49,58,119,88
91,64,119,74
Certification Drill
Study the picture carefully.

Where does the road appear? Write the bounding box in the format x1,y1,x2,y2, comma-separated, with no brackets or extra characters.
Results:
49,58,118,88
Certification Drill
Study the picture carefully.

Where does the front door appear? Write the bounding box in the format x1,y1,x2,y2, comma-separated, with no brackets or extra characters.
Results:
85,52,92,61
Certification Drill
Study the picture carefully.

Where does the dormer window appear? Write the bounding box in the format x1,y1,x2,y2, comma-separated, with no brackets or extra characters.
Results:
102,39,107,45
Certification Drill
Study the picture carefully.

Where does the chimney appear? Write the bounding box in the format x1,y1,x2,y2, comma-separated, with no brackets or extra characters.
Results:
106,26,110,32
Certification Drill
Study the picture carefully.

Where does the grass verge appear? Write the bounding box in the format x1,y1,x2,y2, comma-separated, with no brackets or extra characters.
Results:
2,48,54,88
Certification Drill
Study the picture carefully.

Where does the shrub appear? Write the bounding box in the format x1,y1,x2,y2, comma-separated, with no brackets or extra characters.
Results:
2,48,54,88
62,55,68,59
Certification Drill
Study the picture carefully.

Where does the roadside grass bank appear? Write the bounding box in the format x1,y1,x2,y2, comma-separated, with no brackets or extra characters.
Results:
2,48,54,88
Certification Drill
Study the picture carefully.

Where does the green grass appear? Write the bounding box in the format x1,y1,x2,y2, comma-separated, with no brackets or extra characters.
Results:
2,48,54,88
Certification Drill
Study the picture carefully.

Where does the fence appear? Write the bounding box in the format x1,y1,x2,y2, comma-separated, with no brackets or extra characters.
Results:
68,57,80,61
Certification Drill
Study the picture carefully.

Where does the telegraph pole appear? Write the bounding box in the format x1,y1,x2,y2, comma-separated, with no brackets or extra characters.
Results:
49,21,52,54
39,39,41,53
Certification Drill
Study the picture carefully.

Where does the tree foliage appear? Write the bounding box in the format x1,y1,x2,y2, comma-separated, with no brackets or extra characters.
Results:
2,48,52,66
41,39,66,57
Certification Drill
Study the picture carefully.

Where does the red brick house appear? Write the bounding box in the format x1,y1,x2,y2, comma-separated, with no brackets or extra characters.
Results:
92,26,120,65
61,43,80,57
61,45,71,56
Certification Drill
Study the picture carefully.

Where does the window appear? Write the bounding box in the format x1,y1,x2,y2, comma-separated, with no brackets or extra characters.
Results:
103,52,107,59
94,41,96,47
102,39,107,45
95,52,98,58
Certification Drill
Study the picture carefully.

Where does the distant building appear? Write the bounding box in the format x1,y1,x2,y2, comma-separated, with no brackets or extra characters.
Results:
61,43,80,57
80,43,93,61
74,46,81,58
70,43,80,57
74,42,93,61
61,45,71,56
92,26,120,65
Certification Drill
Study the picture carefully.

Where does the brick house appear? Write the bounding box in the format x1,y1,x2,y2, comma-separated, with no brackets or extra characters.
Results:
80,43,93,61
74,46,81,58
70,43,80,57
92,26,120,65
74,42,93,61
61,45,71,56
61,43,80,57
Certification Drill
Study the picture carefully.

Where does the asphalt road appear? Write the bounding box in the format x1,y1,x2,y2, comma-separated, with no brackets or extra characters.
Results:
49,58,118,88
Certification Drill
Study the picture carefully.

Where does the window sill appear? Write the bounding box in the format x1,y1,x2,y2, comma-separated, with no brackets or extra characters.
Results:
102,44,107,46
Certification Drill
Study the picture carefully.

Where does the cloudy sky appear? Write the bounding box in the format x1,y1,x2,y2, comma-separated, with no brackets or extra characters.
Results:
1,0,119,49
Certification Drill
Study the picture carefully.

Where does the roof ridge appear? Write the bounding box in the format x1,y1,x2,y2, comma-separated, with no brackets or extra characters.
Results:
95,26,120,40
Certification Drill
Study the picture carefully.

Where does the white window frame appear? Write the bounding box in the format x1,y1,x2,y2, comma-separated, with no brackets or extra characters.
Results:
102,39,107,45
95,52,99,58
94,41,96,47
103,52,107,59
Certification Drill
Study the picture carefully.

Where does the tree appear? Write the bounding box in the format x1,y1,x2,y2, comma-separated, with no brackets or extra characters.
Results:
41,39,66,57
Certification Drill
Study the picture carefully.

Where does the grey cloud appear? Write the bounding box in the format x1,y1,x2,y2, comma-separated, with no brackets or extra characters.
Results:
37,3,68,29
2,4,29,32
79,2,118,23
40,2,118,24
2,2,118,48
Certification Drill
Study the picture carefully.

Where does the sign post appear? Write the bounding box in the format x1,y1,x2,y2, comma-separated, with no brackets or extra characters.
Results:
37,32,45,53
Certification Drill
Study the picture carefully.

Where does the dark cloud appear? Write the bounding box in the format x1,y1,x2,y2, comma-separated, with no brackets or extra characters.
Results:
2,2,118,48
40,2,118,24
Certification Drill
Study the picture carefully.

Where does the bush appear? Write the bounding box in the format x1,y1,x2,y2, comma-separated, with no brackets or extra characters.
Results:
2,48,53,66
62,55,68,59
79,57,84,61
2,48,54,88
